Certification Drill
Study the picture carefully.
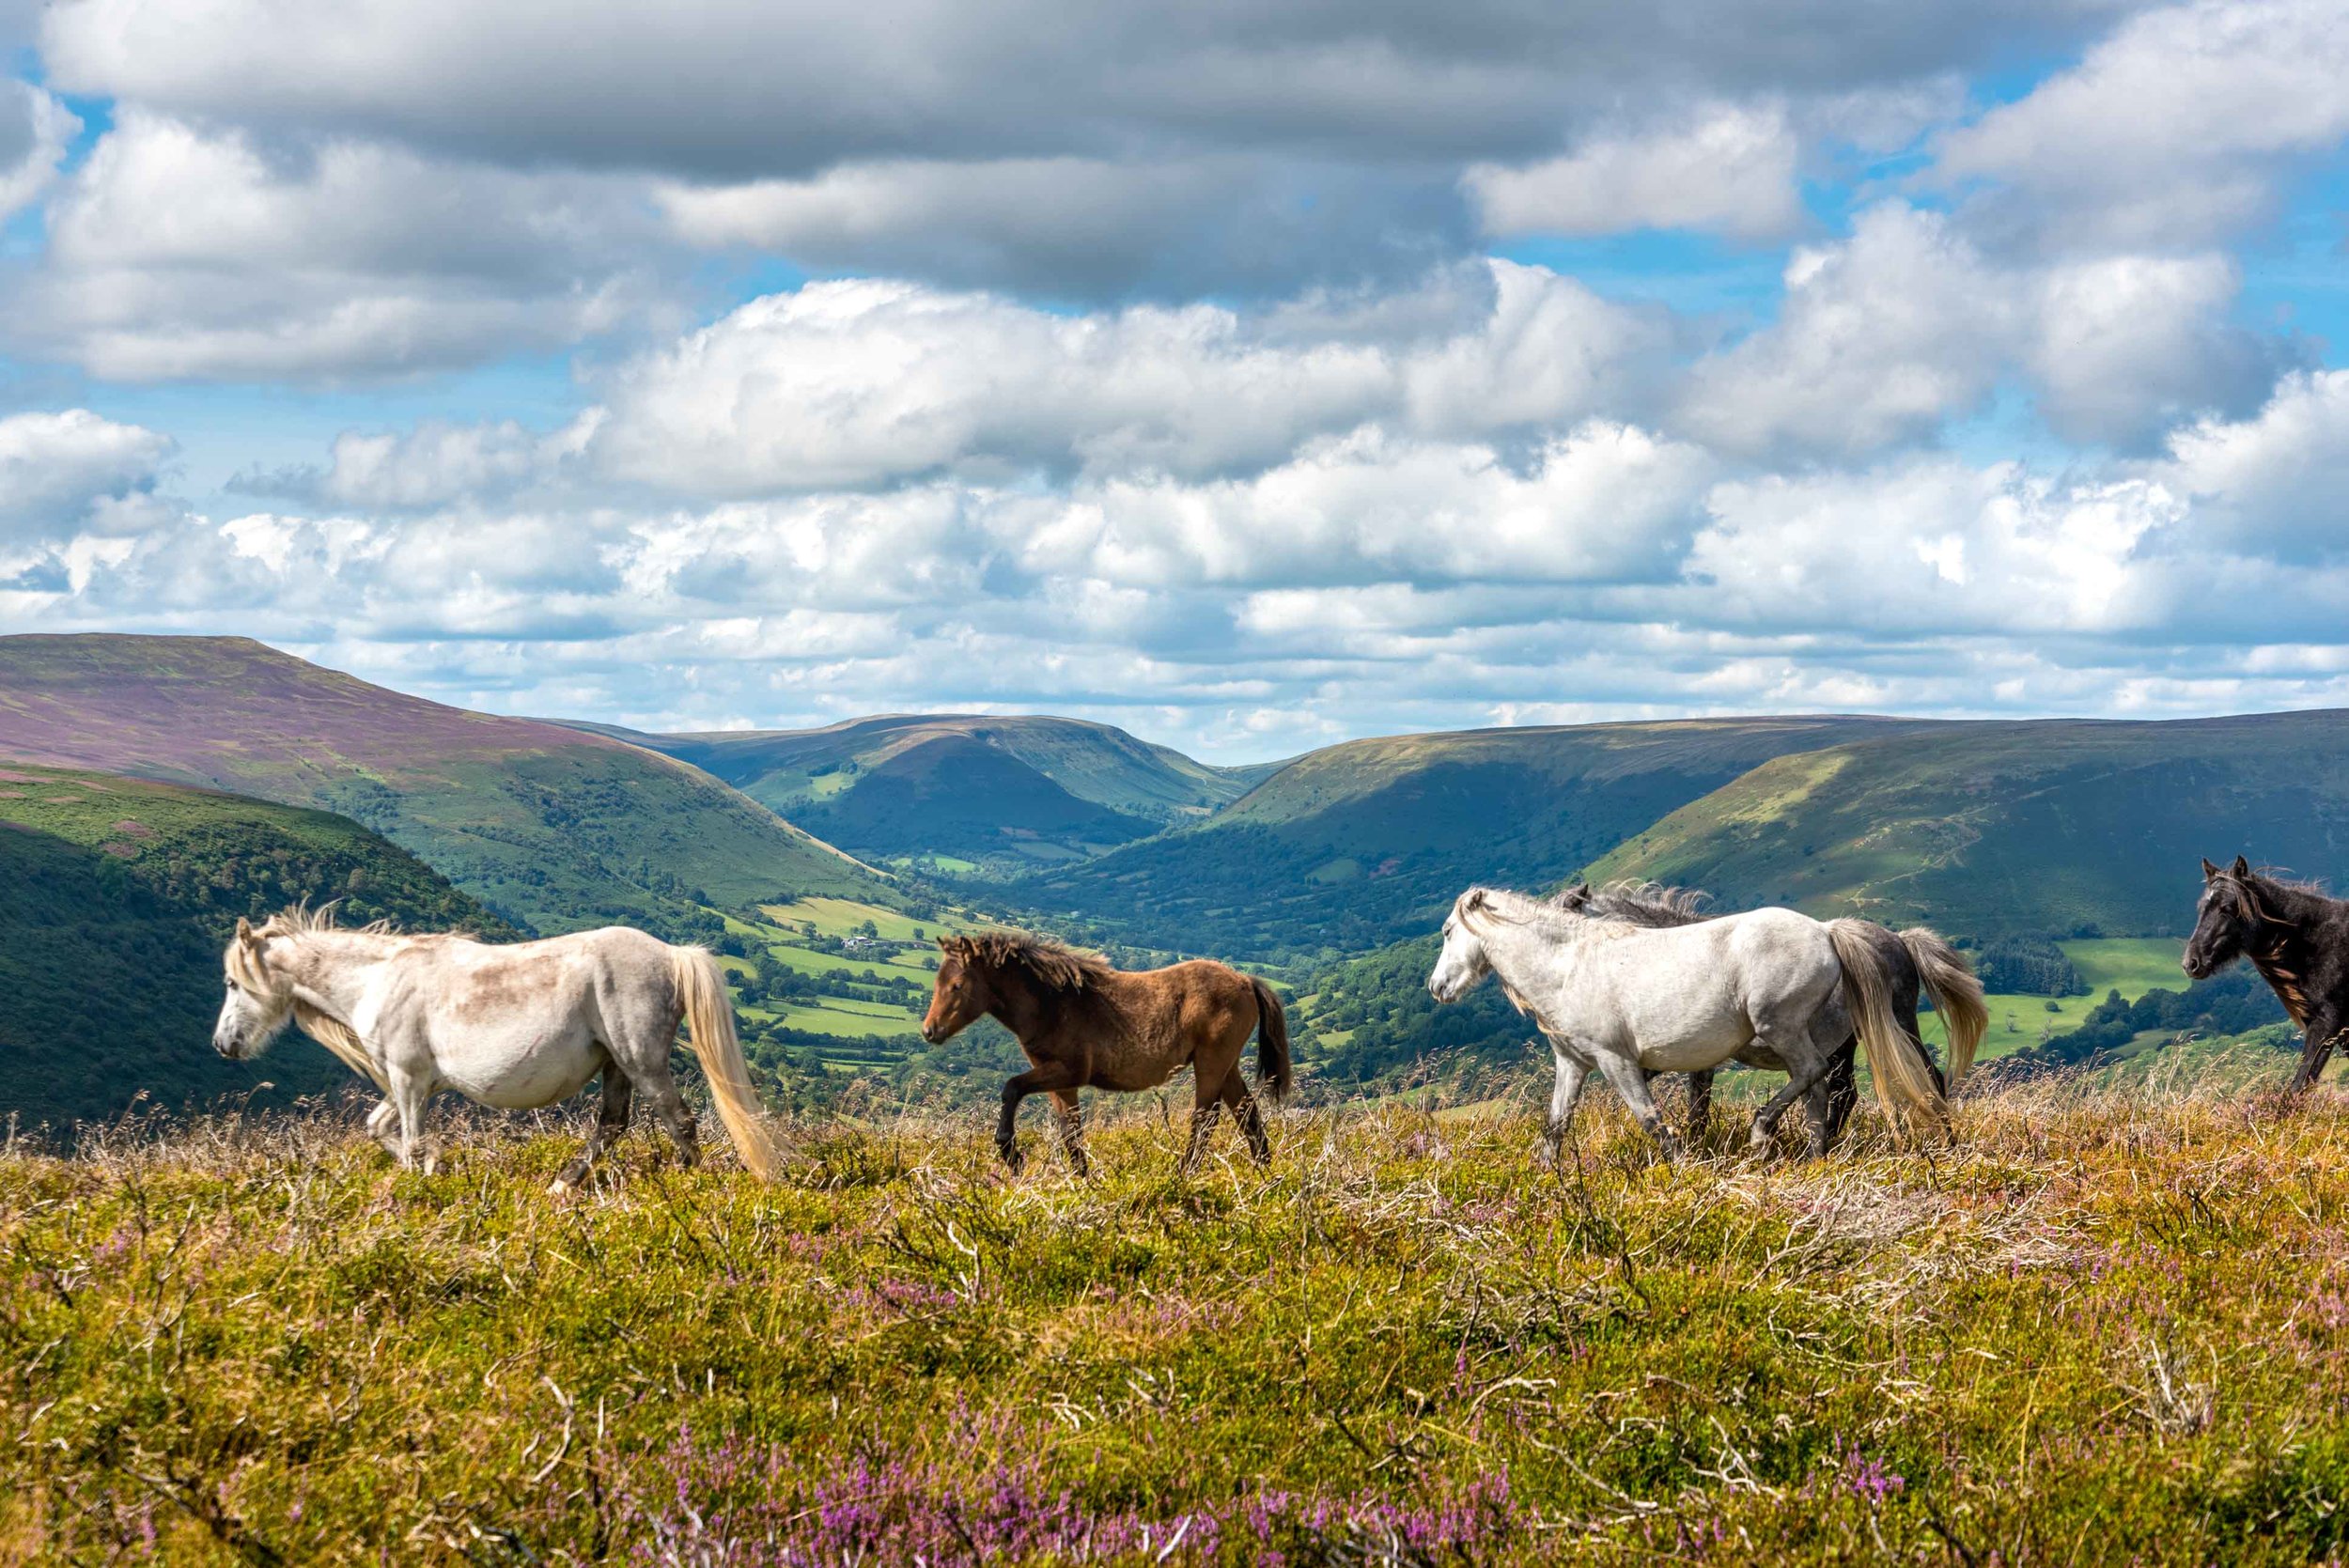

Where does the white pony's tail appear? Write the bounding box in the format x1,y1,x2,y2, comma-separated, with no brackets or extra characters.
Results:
1898,927,1985,1091
1827,919,1951,1141
669,946,781,1180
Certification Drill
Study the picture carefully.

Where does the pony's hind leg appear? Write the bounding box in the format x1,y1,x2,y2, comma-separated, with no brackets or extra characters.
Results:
643,1069,703,1169
1685,1070,1716,1141
552,1066,633,1195
1050,1090,1092,1178
1220,1070,1271,1166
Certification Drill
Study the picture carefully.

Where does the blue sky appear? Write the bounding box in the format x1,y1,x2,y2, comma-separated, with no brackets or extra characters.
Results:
2,0,2347,761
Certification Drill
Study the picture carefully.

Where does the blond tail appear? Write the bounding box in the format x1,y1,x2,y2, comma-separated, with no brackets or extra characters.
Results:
669,946,780,1180
1827,919,1950,1141
1898,927,1985,1091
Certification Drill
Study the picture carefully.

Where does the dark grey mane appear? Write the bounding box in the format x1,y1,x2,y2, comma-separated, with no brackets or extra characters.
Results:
1551,878,1712,928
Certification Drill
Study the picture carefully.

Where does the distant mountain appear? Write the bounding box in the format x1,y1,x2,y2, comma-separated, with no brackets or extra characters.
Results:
0,635,895,935
1587,710,2349,937
571,713,1280,869
1014,717,1933,961
0,764,513,1127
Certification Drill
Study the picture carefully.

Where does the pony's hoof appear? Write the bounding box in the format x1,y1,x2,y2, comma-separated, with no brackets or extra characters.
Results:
549,1177,575,1198
997,1145,1024,1175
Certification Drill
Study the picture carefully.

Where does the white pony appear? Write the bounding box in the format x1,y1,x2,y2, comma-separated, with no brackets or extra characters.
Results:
213,908,779,1190
1427,886,1947,1160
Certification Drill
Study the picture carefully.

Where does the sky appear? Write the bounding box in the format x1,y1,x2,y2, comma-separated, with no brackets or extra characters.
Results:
3,2,2349,761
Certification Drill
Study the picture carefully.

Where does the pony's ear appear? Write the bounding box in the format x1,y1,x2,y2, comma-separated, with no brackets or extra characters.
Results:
2201,857,2221,880
2232,854,2251,877
236,916,257,945
1464,888,1488,910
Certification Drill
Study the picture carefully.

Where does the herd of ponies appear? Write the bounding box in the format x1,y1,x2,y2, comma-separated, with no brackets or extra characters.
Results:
209,854,2348,1189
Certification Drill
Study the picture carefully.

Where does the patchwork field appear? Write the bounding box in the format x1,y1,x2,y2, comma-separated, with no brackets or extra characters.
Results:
9,1079,2349,1564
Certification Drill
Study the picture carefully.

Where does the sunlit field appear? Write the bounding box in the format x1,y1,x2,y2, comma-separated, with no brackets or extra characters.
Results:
6,1062,2346,1565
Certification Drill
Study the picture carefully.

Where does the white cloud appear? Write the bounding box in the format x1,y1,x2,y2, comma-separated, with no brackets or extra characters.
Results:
588,261,1664,494
1937,0,2349,249
0,409,174,546
0,82,78,222
1466,103,1805,241
1678,203,2279,458
1678,206,2012,458
1050,423,1713,589
2157,368,2349,559
13,113,664,380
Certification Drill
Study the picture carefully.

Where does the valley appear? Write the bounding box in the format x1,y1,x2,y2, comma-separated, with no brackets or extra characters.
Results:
1,631,2341,1126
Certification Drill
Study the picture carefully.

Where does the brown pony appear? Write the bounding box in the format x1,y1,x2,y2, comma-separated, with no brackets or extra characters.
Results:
920,933,1290,1174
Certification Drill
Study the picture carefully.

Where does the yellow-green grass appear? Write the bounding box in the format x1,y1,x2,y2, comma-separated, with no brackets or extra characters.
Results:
14,1080,2349,1564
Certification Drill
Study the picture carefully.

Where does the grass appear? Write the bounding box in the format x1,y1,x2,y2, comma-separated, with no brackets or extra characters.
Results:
9,1073,2349,1564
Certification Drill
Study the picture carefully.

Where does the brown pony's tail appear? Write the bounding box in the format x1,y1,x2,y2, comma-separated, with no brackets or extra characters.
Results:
1827,919,1950,1141
670,946,780,1180
1250,977,1292,1103
1899,926,1985,1091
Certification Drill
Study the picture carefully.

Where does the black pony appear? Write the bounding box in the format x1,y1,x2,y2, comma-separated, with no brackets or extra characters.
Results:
2186,855,2349,1092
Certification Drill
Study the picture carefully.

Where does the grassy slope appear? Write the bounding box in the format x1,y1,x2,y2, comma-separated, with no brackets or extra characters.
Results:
9,1086,2349,1564
1016,717,1934,962
578,714,1277,867
0,634,894,934
1586,710,2349,937
0,765,513,1126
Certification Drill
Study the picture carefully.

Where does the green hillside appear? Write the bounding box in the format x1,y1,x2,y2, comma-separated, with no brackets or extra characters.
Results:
1586,710,2349,936
1013,717,1931,960
577,713,1278,871
0,765,514,1127
0,635,896,936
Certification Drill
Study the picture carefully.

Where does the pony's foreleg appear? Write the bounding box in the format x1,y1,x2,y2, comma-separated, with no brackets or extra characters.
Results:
998,1064,1081,1174
1538,1048,1590,1169
553,1070,633,1196
2290,1010,2345,1094
384,1066,433,1174
365,1098,400,1156
1595,1051,1683,1158
1049,1090,1092,1178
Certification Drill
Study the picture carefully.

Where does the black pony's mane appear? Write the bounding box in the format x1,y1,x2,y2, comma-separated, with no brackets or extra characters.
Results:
1550,878,1713,927
945,931,1113,994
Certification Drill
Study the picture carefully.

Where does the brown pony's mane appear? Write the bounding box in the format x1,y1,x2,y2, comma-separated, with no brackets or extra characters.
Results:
945,931,1112,994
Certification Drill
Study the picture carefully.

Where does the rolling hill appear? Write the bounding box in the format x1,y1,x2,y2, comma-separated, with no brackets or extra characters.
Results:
0,635,896,936
573,713,1278,869
1011,716,1934,960
1585,710,2349,937
0,764,515,1127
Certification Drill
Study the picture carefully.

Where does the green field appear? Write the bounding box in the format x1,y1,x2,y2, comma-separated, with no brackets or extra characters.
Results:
1925,938,2186,1060
13,1086,2349,1563
761,895,969,942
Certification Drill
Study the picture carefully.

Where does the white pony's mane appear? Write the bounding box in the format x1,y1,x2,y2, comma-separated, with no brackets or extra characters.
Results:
1457,885,1630,941
226,904,457,1088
